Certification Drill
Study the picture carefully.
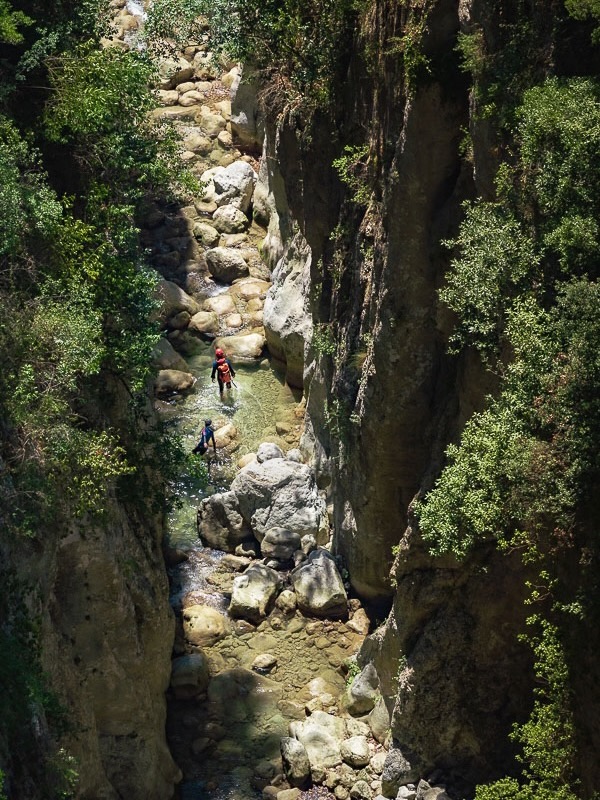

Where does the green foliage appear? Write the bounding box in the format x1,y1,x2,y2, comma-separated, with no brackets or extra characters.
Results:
312,323,337,356
441,201,539,357
142,0,207,55
193,0,360,106
565,0,600,41
0,117,62,261
332,144,371,205
420,73,600,800
0,0,32,44
475,621,578,800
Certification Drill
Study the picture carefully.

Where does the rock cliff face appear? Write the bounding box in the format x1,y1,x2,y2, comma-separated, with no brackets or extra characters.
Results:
2,372,179,800
257,0,542,791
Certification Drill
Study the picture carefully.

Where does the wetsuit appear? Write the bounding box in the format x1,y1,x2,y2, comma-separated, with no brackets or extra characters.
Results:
211,357,236,394
192,425,216,455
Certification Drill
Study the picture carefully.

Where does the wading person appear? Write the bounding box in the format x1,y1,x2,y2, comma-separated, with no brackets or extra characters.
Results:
192,419,216,456
211,347,236,397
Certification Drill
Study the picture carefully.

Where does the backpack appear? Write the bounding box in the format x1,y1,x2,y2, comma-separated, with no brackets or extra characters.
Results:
216,357,231,383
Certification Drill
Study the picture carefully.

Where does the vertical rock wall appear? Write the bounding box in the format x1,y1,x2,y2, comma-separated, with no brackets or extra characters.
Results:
258,0,544,791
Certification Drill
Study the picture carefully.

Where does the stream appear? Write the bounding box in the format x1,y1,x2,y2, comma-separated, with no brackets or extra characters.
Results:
159,356,365,800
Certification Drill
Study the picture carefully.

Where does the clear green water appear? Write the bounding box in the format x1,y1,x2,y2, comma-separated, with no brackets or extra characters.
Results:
160,343,301,549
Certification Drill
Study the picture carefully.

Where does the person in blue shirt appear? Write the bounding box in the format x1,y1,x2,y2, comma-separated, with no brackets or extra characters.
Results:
192,419,216,455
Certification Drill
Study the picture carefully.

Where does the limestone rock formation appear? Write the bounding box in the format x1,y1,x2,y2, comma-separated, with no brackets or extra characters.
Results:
290,549,348,619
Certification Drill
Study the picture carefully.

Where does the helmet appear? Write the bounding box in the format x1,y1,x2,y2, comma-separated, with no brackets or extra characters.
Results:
204,419,212,426
215,348,224,357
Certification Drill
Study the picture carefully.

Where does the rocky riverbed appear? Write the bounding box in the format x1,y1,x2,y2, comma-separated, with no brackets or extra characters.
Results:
106,5,453,800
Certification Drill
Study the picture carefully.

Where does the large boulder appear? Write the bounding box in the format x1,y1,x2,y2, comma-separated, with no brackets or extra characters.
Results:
188,310,219,335
198,491,253,552
229,563,281,623
381,748,419,797
263,232,312,389
256,442,285,462
158,56,194,89
151,338,188,371
212,161,257,213
340,736,370,768
182,605,230,647
203,293,236,315
154,279,201,325
290,549,348,619
230,69,264,151
206,247,249,282
289,711,345,772
212,205,249,234
231,457,327,541
154,369,195,396
214,331,265,359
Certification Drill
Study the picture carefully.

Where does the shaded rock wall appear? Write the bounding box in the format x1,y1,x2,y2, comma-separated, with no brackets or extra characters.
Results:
257,0,544,791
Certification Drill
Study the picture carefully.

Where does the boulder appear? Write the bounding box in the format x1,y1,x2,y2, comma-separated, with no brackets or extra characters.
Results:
170,653,210,699
183,604,230,647
151,338,188,371
275,589,297,614
230,279,271,301
188,310,219,335
381,749,418,798
289,711,345,772
154,369,195,396
225,313,243,329
212,205,250,234
290,549,348,619
198,490,253,552
229,563,281,623
206,247,250,282
212,160,257,213
280,737,311,790
203,293,236,315
198,107,227,136
193,221,220,247
367,697,391,744
343,664,380,716
261,527,302,561
184,133,212,154
158,56,194,88
154,279,201,324
231,457,327,541
340,736,370,768
230,69,264,150
214,331,265,359
257,442,285,462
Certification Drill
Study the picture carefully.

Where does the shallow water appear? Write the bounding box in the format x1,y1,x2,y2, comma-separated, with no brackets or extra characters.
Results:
161,344,300,551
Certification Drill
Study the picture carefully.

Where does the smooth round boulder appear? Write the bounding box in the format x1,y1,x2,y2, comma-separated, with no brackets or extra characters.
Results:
151,338,188,371
290,549,348,619
154,369,195,396
214,331,265,359
340,736,370,768
206,247,249,282
212,160,257,213
212,205,249,234
183,605,230,647
257,442,285,462
203,293,236,315
188,310,219,335
193,221,220,247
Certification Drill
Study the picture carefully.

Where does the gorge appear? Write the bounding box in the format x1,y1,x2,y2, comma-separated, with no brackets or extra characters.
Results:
0,1,599,800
